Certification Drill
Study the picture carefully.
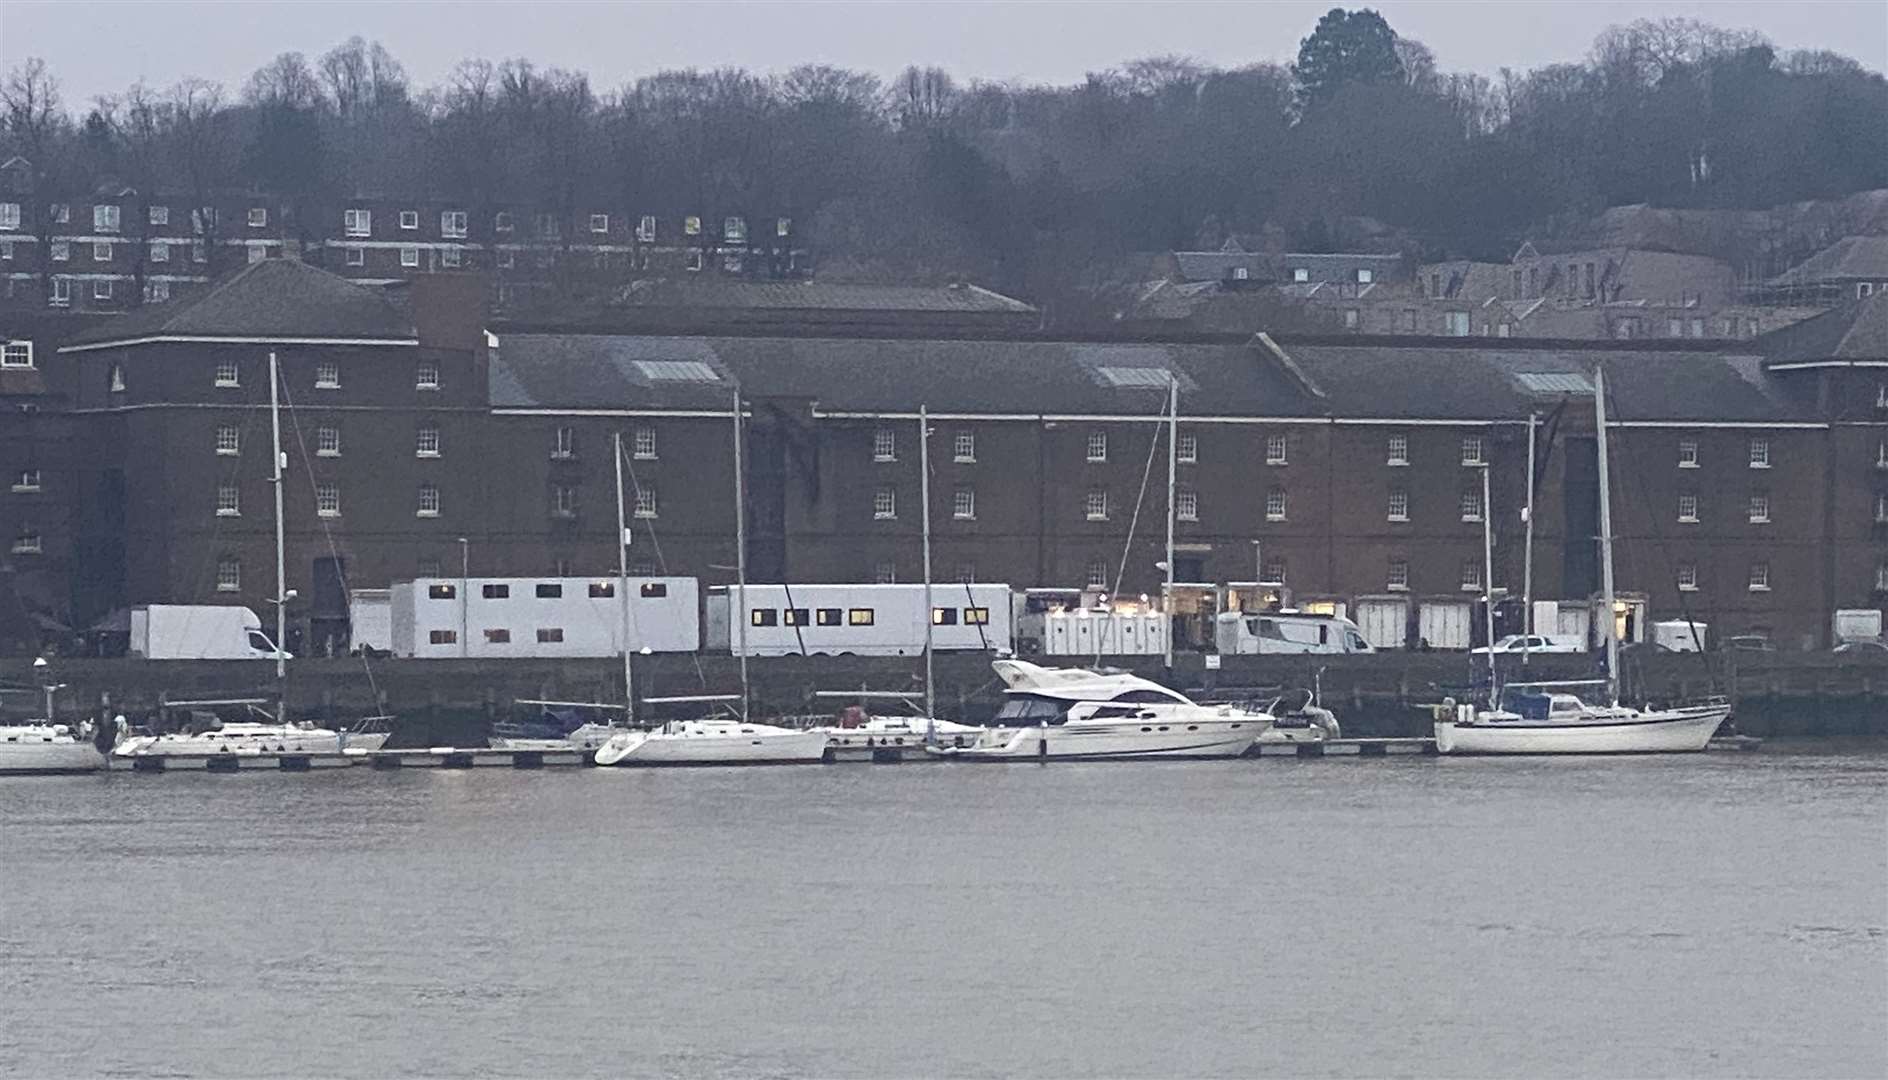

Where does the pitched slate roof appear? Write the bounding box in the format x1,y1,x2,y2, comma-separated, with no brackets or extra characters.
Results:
612,279,1036,314
1758,291,1888,363
60,259,416,350
1766,236,1888,286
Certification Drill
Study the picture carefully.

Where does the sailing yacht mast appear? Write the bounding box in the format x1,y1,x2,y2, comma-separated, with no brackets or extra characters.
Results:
1480,461,1496,700
1162,374,1177,672
613,432,634,727
919,406,935,719
1594,368,1621,705
1522,412,1537,667
268,351,287,710
731,392,750,721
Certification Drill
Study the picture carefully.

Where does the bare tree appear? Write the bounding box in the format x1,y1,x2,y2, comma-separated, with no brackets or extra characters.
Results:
244,52,323,109
165,79,236,280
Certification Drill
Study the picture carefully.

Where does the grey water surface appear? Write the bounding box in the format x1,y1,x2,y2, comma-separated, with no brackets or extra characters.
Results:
2,740,1883,1078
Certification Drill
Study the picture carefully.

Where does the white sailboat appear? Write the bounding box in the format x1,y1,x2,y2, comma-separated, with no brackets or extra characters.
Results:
1434,368,1731,754
0,683,110,774
591,399,829,767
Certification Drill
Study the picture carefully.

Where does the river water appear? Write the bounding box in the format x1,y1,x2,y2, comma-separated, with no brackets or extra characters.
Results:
2,740,1884,1078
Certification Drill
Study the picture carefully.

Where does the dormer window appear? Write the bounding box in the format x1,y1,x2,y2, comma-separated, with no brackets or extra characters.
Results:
1291,267,1308,283
1356,268,1373,284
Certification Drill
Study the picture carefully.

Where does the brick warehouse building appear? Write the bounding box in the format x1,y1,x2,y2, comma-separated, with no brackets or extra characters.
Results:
6,261,1888,654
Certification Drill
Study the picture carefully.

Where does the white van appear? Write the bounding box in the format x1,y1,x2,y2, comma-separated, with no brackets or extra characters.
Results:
1215,611,1374,655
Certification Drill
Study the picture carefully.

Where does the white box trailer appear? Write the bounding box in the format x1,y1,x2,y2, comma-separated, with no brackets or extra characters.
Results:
1417,599,1473,650
1652,620,1708,652
1833,608,1883,644
348,589,393,654
389,577,700,658
1214,611,1374,655
1039,610,1167,657
129,605,285,660
710,583,1013,656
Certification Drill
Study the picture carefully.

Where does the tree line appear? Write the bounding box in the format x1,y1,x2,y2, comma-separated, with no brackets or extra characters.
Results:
3,10,1884,321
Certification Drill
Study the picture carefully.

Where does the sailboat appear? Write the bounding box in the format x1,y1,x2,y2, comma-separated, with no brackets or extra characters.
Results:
0,682,112,775
1434,368,1731,754
592,401,829,766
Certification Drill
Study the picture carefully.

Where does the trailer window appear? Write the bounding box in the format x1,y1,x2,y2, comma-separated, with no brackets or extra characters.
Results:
932,607,958,626
484,628,511,644
848,608,875,626
537,628,564,643
816,608,842,626
536,583,562,599
639,582,667,598
429,584,456,600
429,630,457,644
751,609,778,627
482,584,510,599
589,582,614,598
784,608,809,626
964,607,990,625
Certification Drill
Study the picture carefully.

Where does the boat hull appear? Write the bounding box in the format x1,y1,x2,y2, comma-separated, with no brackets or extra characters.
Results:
593,728,830,766
0,740,107,774
115,730,388,757
931,720,1258,761
1434,705,1730,754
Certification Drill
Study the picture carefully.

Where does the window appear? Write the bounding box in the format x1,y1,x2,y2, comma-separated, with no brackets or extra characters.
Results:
1356,267,1374,285
247,207,267,228
94,204,120,233
316,426,341,457
1087,431,1108,462
494,211,513,233
1265,433,1288,465
416,363,439,390
479,628,510,645
0,239,10,259
873,428,896,462
400,247,419,267
399,210,418,230
315,361,340,389
496,248,514,269
1461,560,1483,591
1176,433,1197,464
1261,560,1286,586
12,469,41,492
536,213,561,238
0,202,17,229
874,561,897,585
10,531,41,555
1387,434,1409,466
816,608,842,626
954,431,976,463
1387,560,1410,591
1086,561,1109,588
109,363,124,392
634,486,657,518
416,426,440,457
216,425,240,455
848,608,876,626
440,247,461,268
1875,494,1888,524
93,279,113,301
192,241,206,263
190,206,215,233
552,485,578,518
1343,308,1360,330
1689,318,1704,338
0,341,30,368
1085,489,1109,521
1749,439,1770,469
146,280,170,303
953,488,976,520
1445,311,1471,336
589,213,609,234
50,240,69,262
637,215,656,242
588,582,615,598
1678,439,1699,468
537,628,565,644
216,484,241,516
429,630,458,646
417,482,440,517
1460,490,1483,522
344,209,371,236
684,249,704,272
1678,494,1699,523
932,607,959,626
1461,436,1485,466
50,202,69,224
1176,488,1198,522
1878,563,1888,592
428,582,456,599
1748,562,1770,592
49,277,70,306
216,557,241,593
542,426,571,460
1291,267,1309,283
724,216,747,242
638,582,667,598
334,244,362,268
1388,490,1408,522
93,241,113,262
440,210,467,238
1674,563,1699,592
1402,308,1418,332
1748,494,1770,524
874,487,897,520
214,360,240,387
1265,490,1287,521
316,484,340,517
149,240,170,263
1668,318,1684,338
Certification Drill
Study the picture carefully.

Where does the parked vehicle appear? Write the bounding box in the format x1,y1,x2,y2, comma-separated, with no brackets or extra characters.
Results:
1832,609,1884,644
1833,638,1888,654
129,605,287,661
1214,611,1374,655
1650,620,1708,653
388,577,700,658
1722,634,1776,653
1470,634,1585,656
708,583,1013,657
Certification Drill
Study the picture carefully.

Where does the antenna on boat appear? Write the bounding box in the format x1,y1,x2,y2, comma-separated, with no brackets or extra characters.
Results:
919,404,935,721
1594,367,1621,707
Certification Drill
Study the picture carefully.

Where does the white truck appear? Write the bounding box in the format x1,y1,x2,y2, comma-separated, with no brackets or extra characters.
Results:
388,577,700,658
1650,620,1708,653
709,583,1014,657
1214,611,1374,655
129,605,288,660
1832,609,1883,644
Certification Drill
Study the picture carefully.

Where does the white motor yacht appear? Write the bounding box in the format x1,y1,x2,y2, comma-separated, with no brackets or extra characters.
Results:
592,718,830,766
0,721,109,774
1435,682,1729,755
929,660,1267,761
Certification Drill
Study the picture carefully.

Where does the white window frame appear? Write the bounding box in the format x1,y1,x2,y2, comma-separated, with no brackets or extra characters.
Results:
146,279,171,303
1175,488,1198,522
93,279,113,300
216,558,241,593
93,203,120,233
345,245,365,267
315,361,340,389
1086,431,1108,463
440,246,462,268
1678,439,1699,468
416,363,440,390
1387,434,1409,466
149,240,170,263
589,213,610,234
12,468,41,492
50,203,70,224
441,210,468,238
554,484,579,518
633,426,657,460
1176,433,1197,464
1875,494,1888,525
216,425,240,456
417,483,441,517
874,487,898,520
400,247,419,268
1749,438,1770,469
0,202,18,230
416,427,441,458
1678,494,1699,523
953,487,977,520
1748,562,1770,592
494,211,513,234
1387,560,1409,591
399,210,419,230
247,207,268,228
1460,490,1484,523
344,208,371,237
1265,490,1287,522
50,240,68,262
1460,560,1483,591
316,426,341,457
93,240,113,262
1387,491,1409,522
1265,433,1288,465
953,431,976,463
1748,494,1770,524
216,484,241,517
1461,435,1485,466
0,341,31,368
214,360,240,388
1085,489,1109,521
873,428,896,462
49,277,70,306
1677,563,1698,592
552,426,574,460
637,215,657,242
1086,562,1109,589
10,532,42,555
316,484,341,518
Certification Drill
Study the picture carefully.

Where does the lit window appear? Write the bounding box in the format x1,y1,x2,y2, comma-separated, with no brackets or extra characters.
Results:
1679,494,1699,522
1087,431,1107,463
417,482,441,517
1387,434,1409,465
953,488,976,520
216,484,241,516
1678,439,1698,468
247,207,267,228
400,210,418,230
108,363,125,391
484,629,511,645
684,215,701,236
216,557,241,592
1357,268,1373,284
634,485,657,518
1460,490,1483,522
553,427,574,459
850,606,878,624
1176,433,1197,464
1677,563,1698,591
874,487,897,519
441,210,467,238
316,484,340,517
400,247,419,268
1265,433,1288,465
1388,491,1408,521
316,426,341,457
344,209,371,236
1085,489,1109,521
215,360,240,387
1176,488,1198,522
589,213,609,234
1749,439,1770,469
1748,494,1769,524
149,240,169,263
1387,560,1409,591
315,361,340,389
1748,562,1770,592
777,217,791,237
1291,267,1308,283
416,426,440,457
1086,561,1108,588
216,426,240,455
416,363,439,390
0,341,30,368
954,431,976,463
873,428,896,462
1461,436,1485,466
1461,560,1483,591
93,204,120,233
1265,490,1287,521
1445,311,1470,336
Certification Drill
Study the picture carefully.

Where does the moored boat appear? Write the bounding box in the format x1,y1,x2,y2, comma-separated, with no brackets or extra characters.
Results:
1434,683,1730,754
0,721,109,774
592,717,830,766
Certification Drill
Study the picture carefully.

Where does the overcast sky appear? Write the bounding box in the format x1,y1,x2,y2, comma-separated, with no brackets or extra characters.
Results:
4,0,1884,107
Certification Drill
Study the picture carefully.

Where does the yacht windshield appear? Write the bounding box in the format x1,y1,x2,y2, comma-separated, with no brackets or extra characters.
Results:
992,695,1069,725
